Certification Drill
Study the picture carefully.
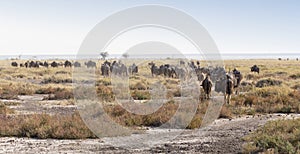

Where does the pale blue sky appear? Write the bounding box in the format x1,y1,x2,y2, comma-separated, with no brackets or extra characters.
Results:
0,0,300,55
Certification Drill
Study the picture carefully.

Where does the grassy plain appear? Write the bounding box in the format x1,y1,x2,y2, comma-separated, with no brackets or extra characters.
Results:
0,59,299,147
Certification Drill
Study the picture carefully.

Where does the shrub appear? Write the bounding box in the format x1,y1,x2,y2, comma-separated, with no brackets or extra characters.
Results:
131,90,150,100
256,78,282,88
244,118,300,153
289,73,300,79
0,112,96,139
0,103,15,115
0,83,35,99
36,87,73,100
42,76,72,84
96,85,114,102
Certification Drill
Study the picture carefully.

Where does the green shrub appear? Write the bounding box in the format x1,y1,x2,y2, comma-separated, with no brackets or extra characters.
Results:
244,118,300,153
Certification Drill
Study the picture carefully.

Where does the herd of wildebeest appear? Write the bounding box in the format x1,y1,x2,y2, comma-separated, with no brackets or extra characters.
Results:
10,60,261,104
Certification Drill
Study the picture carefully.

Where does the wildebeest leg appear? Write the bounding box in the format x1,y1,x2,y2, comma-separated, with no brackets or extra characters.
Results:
227,94,231,104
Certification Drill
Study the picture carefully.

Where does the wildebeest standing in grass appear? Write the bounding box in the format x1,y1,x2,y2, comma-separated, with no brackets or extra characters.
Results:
43,61,49,68
64,60,72,67
73,61,81,67
51,61,58,67
29,61,39,68
36,61,44,67
250,65,259,74
128,63,138,75
215,74,234,104
85,60,97,68
225,74,234,104
201,75,212,99
232,68,243,94
101,63,110,77
149,62,160,77
24,61,29,68
11,62,18,67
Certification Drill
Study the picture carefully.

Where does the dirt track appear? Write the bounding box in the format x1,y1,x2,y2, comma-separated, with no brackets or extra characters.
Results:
0,113,298,154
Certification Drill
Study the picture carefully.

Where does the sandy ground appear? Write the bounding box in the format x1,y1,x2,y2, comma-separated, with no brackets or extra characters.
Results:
0,112,298,154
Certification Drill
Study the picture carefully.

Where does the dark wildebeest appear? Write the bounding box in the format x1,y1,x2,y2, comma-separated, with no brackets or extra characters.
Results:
215,74,234,104
188,61,197,71
232,68,243,94
128,63,138,75
174,66,186,80
51,61,58,67
29,61,39,68
85,60,96,68
201,75,212,99
250,65,259,74
120,63,128,76
20,63,24,67
110,61,127,76
74,61,81,67
101,63,110,77
36,61,44,67
43,61,49,68
24,61,29,68
149,62,160,77
64,60,72,67
225,74,234,104
11,62,18,67
162,64,176,78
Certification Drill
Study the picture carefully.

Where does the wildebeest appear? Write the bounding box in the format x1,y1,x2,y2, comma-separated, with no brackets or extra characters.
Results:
162,64,176,78
36,61,44,67
101,62,110,77
201,75,212,99
215,73,239,104
232,68,243,94
250,65,259,74
149,62,160,77
85,60,97,68
29,61,39,68
43,61,49,68
11,62,18,67
128,63,138,75
174,66,186,79
74,61,81,67
111,62,127,76
24,61,29,68
225,74,234,104
64,60,72,67
188,61,197,69
51,61,58,67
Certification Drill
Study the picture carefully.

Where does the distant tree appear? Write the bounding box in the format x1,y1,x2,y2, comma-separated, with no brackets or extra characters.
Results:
122,53,129,59
100,52,109,60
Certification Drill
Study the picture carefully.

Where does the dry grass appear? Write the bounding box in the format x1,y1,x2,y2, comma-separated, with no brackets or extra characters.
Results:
1,59,300,140
0,112,96,139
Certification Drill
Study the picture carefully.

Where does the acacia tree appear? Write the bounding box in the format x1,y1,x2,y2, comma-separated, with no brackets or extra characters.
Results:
100,52,109,60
